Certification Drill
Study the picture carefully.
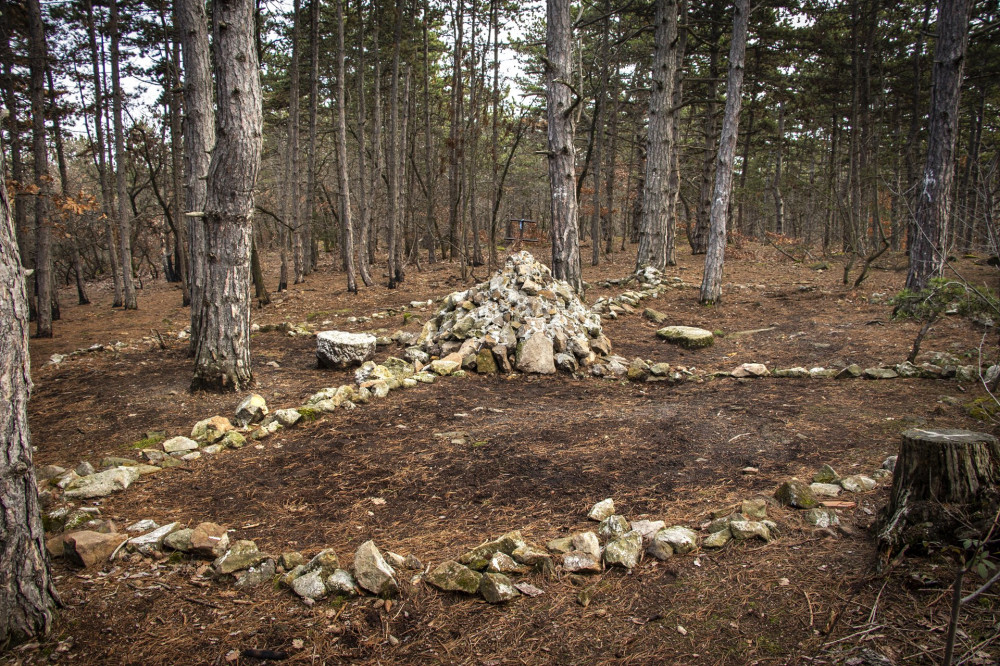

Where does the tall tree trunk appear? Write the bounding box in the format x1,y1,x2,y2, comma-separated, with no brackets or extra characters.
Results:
0,17,31,275
110,0,138,310
0,129,58,648
590,1,609,267
664,9,685,265
26,0,53,336
47,67,90,306
335,0,356,292
690,16,721,254
903,0,933,251
178,0,215,350
424,0,438,265
699,0,748,305
164,11,189,306
546,0,582,292
305,0,319,274
289,0,303,284
250,236,270,304
905,0,971,291
369,16,384,266
85,0,123,308
636,0,678,272
447,0,464,262
191,0,262,392
772,100,785,235
355,0,374,286
386,0,404,288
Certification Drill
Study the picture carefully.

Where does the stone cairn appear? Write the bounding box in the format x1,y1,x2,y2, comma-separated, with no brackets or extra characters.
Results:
414,251,612,375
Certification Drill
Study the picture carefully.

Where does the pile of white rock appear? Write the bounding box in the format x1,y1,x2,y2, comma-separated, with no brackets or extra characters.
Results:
414,251,612,375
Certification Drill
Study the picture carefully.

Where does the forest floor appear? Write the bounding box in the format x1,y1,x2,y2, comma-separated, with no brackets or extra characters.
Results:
11,240,1000,665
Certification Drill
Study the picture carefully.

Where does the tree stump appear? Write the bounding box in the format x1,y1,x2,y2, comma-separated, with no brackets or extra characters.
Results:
878,428,1000,563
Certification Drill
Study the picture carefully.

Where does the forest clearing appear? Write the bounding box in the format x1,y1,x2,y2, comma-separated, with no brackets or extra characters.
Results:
6,244,1000,665
1,0,999,660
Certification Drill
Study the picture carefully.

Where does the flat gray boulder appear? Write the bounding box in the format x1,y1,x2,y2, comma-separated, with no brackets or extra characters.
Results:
64,466,141,499
656,326,714,349
317,331,377,369
516,332,556,374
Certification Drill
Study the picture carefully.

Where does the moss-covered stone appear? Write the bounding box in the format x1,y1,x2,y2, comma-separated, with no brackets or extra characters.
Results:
774,480,819,509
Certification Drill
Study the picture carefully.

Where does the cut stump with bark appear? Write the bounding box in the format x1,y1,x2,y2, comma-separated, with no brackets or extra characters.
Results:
878,428,1000,565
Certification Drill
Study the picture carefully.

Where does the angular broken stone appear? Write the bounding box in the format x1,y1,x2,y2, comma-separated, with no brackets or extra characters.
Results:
487,552,528,574
563,550,602,574
292,570,328,600
809,482,842,497
571,532,601,558
731,363,770,378
729,520,772,542
162,436,199,453
63,466,141,499
214,540,267,574
235,559,276,589
127,522,180,555
326,569,359,597
774,480,819,509
352,540,399,597
740,499,768,520
458,532,525,570
190,522,230,558
515,332,556,374
234,394,268,426
603,531,643,569
813,464,840,484
271,409,303,427
63,531,127,567
598,515,630,543
703,529,731,549
804,508,840,528
316,330,377,369
653,526,699,556
630,520,666,546
511,545,552,571
426,560,482,594
164,528,194,552
303,549,341,577
588,498,615,522
191,416,233,443
546,537,574,554
479,572,519,603
839,475,876,492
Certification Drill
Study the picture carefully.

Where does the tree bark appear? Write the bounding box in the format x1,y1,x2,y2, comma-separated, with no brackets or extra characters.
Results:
699,0,748,305
447,0,464,262
26,0,53,336
0,122,58,648
689,14,722,255
386,0,403,289
164,11,190,306
635,0,678,272
288,0,303,284
178,0,215,350
355,0,374,287
84,0,123,308
191,0,262,392
546,0,582,292
110,0,138,310
878,429,1000,562
305,0,319,275
905,0,971,291
771,100,785,235
335,0,356,292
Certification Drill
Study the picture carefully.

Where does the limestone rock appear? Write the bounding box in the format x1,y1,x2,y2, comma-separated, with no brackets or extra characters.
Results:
703,529,731,548
271,409,303,427
303,549,341,577
280,551,306,570
729,520,772,542
292,570,328,600
476,348,498,374
352,540,399,597
603,531,643,569
546,537,574,554
426,560,482,594
191,416,233,443
774,367,810,378
836,364,863,379
731,363,770,378
164,528,194,552
487,552,528,574
644,308,668,324
222,431,247,449
864,367,898,380
571,531,601,558
516,332,556,374
813,464,840,483
430,359,461,376
64,531,127,567
213,540,266,574
839,475,876,492
809,483,842,497
479,572,519,603
588,498,615,521
774,480,819,509
316,330,377,369
326,569,360,597
598,515,630,543
656,326,714,349
75,461,96,476
127,522,180,555
651,526,698,556
36,465,66,481
234,394,268,426
458,532,525,570
882,455,897,472
127,519,159,533
511,545,552,570
563,550,602,574
190,522,230,558
64,466,141,499
804,508,840,527
235,559,276,589
740,499,768,520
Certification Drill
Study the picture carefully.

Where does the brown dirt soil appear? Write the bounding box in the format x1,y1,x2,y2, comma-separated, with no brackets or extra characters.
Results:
10,242,1000,665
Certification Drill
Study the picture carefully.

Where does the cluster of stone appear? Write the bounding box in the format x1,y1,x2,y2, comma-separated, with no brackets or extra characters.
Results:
413,251,611,375
698,499,779,548
590,268,684,320
282,540,414,602
773,458,895,526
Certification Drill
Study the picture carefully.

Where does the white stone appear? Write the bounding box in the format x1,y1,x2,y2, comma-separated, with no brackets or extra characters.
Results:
162,436,199,453
588,498,615,521
316,331,377,369
64,466,141,499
